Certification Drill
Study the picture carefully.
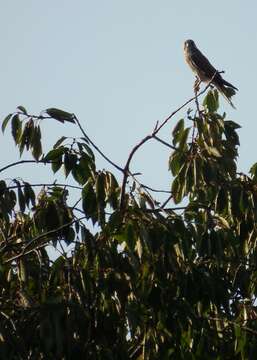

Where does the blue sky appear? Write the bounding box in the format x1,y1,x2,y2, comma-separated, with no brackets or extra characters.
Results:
0,1,256,203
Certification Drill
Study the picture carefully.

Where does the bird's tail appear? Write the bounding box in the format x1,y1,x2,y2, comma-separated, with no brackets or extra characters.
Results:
221,79,238,91
217,85,237,109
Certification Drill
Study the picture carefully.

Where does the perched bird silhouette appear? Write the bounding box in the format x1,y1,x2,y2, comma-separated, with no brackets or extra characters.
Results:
184,39,238,108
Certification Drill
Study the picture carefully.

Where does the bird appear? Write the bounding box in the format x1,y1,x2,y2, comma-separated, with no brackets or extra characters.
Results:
184,39,238,108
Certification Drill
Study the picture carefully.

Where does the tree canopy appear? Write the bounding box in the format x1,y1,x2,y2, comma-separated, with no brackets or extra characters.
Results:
1,88,257,359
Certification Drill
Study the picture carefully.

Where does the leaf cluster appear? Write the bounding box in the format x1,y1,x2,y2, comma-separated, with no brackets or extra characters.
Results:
1,93,257,359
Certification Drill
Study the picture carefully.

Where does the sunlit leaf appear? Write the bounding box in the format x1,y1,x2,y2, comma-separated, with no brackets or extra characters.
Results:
203,89,219,112
2,113,12,133
17,105,28,115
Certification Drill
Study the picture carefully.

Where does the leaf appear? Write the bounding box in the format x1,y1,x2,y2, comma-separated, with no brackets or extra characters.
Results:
172,119,184,146
17,105,28,115
82,180,97,223
53,136,67,149
203,90,219,112
44,147,66,161
72,165,87,185
169,151,184,176
17,184,26,212
172,176,184,204
32,126,42,160
136,238,143,259
2,113,12,133
96,173,106,205
19,119,34,156
224,120,241,130
11,114,22,144
178,127,190,150
23,182,36,207
96,173,106,225
105,172,119,209
0,180,6,196
215,215,230,229
45,108,75,123
78,142,95,160
63,152,77,178
52,156,63,174
206,146,221,158
249,162,257,179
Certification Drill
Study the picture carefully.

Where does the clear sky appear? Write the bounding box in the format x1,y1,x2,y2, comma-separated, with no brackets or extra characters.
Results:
0,1,256,203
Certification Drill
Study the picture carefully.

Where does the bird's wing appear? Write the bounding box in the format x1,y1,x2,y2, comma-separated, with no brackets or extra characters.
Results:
190,49,217,79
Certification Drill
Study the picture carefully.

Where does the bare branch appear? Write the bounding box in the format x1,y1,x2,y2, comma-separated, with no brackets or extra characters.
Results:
73,115,124,173
119,82,213,209
153,135,177,150
0,160,44,174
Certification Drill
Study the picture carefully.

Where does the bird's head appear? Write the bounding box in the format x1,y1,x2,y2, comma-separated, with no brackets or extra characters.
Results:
184,39,196,52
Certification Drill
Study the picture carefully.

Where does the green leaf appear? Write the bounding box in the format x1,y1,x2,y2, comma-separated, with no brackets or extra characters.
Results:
96,173,106,224
44,147,66,161
31,126,42,160
169,151,184,176
215,215,230,229
11,114,22,143
17,184,26,212
0,180,6,195
96,173,106,204
224,120,241,130
249,162,257,179
172,176,185,204
23,182,36,207
105,172,119,209
53,136,67,149
19,119,34,156
72,165,87,185
172,119,184,146
82,180,97,223
178,127,190,150
2,113,12,133
63,152,77,178
45,108,75,123
17,105,28,115
78,142,95,160
71,152,94,185
203,89,219,112
206,146,221,158
51,157,63,173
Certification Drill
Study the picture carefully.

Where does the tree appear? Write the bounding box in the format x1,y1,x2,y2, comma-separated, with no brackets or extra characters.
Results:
0,86,257,359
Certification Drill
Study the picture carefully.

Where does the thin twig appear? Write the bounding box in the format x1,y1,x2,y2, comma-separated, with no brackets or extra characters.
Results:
73,115,123,173
138,183,171,194
153,135,177,150
160,194,173,209
119,82,213,209
4,216,86,264
0,160,46,174
6,182,82,191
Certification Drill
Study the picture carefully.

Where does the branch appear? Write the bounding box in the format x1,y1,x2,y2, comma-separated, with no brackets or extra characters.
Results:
0,160,44,174
4,216,86,264
138,183,171,194
119,82,213,209
16,111,52,120
73,115,124,173
153,135,177,150
6,182,82,191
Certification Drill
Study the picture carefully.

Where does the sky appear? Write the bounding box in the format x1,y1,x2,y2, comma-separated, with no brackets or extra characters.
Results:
0,1,256,208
